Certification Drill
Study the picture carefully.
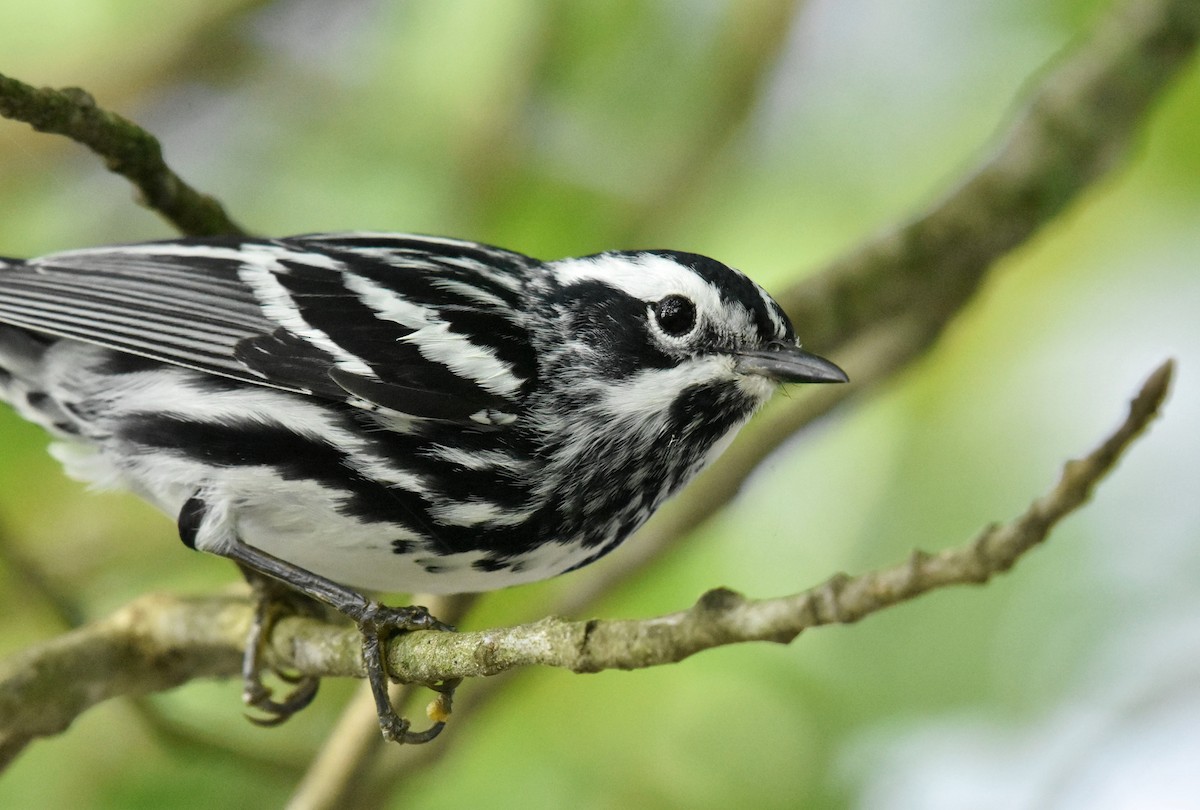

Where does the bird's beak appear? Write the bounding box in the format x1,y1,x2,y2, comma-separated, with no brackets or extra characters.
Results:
735,344,848,384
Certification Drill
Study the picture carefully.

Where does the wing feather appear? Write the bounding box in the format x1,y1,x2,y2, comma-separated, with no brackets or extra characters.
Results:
0,234,540,424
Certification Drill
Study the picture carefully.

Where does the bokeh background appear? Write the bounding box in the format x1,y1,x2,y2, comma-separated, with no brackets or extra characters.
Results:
1,1,1198,808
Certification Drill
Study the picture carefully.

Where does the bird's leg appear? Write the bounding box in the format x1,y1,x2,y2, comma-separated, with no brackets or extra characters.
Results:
237,566,321,726
178,494,457,744
359,603,462,743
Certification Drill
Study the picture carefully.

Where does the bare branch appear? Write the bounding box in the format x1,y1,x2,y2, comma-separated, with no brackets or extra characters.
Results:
380,362,1171,680
0,71,247,237
0,361,1171,768
0,592,247,769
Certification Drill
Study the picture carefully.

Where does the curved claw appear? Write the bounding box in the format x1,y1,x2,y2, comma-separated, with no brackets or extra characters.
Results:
358,603,458,745
240,574,323,726
233,561,459,742
399,721,447,745
243,675,321,726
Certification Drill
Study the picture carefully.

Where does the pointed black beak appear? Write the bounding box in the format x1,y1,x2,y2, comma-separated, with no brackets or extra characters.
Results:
735,344,848,384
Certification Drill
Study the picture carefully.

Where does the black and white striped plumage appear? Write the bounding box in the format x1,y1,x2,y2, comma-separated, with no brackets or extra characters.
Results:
0,232,845,740
0,232,845,594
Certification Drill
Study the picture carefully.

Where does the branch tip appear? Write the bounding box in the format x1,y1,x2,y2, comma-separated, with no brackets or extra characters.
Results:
0,70,247,237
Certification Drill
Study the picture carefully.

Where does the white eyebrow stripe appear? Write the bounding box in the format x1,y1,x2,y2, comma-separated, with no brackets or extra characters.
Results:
547,253,730,316
549,253,766,340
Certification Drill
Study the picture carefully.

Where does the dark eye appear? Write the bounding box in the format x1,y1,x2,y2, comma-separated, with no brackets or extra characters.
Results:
652,295,697,337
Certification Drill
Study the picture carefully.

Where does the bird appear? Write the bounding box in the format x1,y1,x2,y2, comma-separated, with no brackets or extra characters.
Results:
0,232,847,742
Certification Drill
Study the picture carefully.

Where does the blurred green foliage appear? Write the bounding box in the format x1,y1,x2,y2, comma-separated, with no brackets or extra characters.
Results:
1,0,1197,808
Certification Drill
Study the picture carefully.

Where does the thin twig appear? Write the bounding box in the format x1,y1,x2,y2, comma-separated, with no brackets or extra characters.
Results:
383,362,1170,679
0,71,247,237
0,360,1170,770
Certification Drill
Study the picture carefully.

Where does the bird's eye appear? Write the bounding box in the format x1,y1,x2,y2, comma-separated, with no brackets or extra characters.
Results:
652,295,697,337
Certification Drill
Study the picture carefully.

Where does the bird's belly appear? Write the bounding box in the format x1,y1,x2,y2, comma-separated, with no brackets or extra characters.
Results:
235,495,600,594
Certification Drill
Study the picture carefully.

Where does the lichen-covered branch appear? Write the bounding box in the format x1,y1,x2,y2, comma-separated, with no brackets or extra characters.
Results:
0,592,246,768
0,360,1171,769
0,71,246,237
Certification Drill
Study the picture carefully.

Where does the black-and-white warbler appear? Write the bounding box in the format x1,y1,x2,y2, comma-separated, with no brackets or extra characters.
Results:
0,232,846,742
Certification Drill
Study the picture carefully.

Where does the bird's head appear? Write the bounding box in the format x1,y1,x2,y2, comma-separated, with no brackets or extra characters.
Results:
541,250,846,416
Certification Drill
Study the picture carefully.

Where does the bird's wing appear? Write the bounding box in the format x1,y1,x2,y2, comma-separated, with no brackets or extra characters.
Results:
0,233,539,425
